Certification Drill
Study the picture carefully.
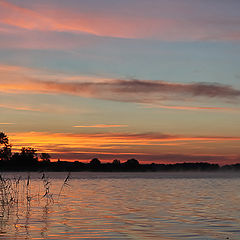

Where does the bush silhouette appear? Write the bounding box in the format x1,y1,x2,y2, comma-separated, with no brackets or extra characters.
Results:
90,158,101,166
40,153,51,162
126,158,139,167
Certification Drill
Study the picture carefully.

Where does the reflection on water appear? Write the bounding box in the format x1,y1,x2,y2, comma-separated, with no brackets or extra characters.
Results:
0,172,240,239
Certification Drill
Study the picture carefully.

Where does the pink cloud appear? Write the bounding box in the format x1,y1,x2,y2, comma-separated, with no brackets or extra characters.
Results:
0,29,99,49
0,0,239,41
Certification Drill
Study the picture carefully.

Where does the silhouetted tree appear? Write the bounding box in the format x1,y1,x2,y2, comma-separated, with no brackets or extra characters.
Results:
0,146,12,161
18,147,38,165
11,152,20,162
112,159,121,165
126,158,139,167
89,158,101,170
0,132,8,146
40,153,51,162
0,132,11,161
90,158,101,166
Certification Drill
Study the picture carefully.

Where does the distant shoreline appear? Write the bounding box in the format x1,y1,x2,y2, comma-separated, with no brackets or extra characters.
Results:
1,160,240,172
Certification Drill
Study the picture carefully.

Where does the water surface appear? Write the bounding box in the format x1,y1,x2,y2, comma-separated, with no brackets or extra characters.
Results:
0,172,240,239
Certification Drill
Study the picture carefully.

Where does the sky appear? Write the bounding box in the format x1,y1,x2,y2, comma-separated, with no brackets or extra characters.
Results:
0,0,240,164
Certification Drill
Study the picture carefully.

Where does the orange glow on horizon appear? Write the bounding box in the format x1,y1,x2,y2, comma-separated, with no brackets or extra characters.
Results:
5,131,240,164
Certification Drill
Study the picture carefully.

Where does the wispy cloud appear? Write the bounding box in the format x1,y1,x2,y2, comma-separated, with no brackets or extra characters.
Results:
0,122,15,125
1,78,240,103
0,102,81,114
141,104,240,112
73,124,128,128
8,131,240,150
1,64,240,107
0,103,42,112
0,28,100,49
0,0,240,42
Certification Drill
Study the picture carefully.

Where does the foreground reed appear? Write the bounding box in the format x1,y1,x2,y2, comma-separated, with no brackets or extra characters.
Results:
0,173,71,218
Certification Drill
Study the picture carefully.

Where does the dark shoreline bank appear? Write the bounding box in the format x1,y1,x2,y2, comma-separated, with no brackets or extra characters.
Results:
1,161,240,172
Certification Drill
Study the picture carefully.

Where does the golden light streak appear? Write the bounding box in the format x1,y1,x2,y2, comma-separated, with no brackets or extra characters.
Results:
0,63,111,82
73,124,128,128
8,131,240,153
0,104,42,112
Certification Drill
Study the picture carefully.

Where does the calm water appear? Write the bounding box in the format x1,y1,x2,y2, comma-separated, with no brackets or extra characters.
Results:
0,172,240,239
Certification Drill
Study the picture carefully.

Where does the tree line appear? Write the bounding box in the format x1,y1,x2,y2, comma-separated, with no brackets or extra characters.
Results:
0,132,50,163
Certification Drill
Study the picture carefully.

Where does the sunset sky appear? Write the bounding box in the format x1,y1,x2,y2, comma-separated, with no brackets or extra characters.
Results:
0,0,240,164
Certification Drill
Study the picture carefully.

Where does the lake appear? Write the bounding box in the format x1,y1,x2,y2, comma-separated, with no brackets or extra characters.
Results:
0,172,240,239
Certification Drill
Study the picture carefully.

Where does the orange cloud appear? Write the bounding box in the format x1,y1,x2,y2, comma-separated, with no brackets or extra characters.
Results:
8,131,240,149
0,103,42,112
0,63,109,83
0,122,15,125
73,124,128,128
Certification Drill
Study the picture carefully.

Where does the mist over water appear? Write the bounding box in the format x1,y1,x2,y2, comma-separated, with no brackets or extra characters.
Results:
0,172,240,239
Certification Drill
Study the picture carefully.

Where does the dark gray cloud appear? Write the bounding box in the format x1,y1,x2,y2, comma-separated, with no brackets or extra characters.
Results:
40,79,240,103
2,77,240,104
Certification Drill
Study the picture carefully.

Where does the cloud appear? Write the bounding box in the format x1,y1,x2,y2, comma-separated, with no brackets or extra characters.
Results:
1,77,240,104
0,103,80,114
0,122,15,125
0,0,240,42
0,26,100,49
8,131,240,150
0,0,90,33
0,103,42,112
73,124,128,128
0,64,110,84
141,104,240,112
0,64,240,107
